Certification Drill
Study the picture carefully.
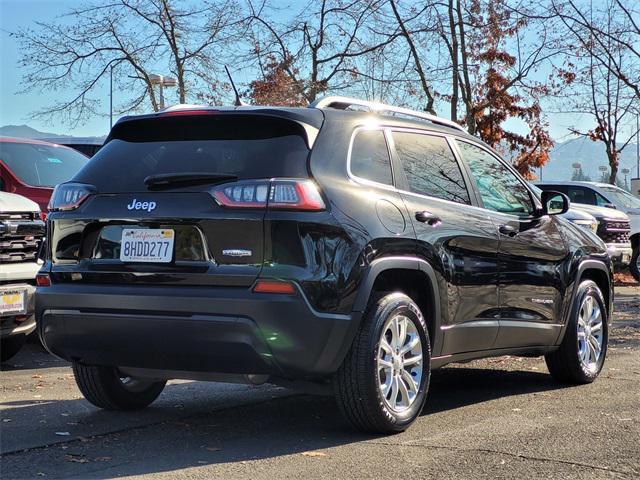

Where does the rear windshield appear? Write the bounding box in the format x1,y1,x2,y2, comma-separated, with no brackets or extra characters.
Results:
0,142,89,187
74,114,311,192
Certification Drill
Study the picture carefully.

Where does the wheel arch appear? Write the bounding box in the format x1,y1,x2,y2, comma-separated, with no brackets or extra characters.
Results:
351,256,442,354
556,259,612,345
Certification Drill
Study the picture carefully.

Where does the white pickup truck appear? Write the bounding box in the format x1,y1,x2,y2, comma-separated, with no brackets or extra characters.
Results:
1,192,45,362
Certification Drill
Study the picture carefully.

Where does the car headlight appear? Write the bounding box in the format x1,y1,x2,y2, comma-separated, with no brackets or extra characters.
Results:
573,219,598,233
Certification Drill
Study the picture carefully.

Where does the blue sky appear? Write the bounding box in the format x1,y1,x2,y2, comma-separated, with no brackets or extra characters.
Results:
0,0,602,141
0,0,114,136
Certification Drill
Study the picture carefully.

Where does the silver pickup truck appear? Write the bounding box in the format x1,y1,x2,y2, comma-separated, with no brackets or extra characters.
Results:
1,192,45,362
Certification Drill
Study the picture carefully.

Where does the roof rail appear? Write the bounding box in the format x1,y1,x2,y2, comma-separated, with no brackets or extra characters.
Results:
309,96,467,133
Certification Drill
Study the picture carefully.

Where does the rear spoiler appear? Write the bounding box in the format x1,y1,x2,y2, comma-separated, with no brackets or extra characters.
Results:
109,108,323,149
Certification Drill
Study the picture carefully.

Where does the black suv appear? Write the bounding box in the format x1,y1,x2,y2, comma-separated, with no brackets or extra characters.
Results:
36,97,613,433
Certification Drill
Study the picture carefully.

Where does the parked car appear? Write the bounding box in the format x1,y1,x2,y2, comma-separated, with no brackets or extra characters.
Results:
1,192,45,362
37,97,613,433
569,203,631,267
0,137,90,212
536,181,639,280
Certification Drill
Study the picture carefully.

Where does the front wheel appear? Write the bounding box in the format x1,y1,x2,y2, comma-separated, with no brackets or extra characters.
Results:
72,362,166,410
334,292,431,434
545,280,608,384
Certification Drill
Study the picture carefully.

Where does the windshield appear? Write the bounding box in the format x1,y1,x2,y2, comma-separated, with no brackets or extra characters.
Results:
600,186,640,209
0,142,88,187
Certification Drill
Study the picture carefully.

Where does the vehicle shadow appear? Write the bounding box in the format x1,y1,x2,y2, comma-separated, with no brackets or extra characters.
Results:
424,365,568,415
0,365,571,479
0,342,65,372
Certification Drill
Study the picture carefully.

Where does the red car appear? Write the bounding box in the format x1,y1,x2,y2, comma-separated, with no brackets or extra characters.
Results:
0,137,89,212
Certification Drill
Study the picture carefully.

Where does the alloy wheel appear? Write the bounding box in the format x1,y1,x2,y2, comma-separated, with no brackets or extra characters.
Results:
377,314,423,412
577,295,604,373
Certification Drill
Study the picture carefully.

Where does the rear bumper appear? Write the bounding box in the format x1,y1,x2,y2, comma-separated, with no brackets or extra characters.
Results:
1,283,36,338
36,283,359,379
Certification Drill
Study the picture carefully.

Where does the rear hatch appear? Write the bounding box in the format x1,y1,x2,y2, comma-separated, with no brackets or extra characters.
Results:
47,110,322,287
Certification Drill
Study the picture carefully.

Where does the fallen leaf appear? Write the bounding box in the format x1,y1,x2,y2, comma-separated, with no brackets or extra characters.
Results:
55,432,70,436
2,419,11,423
206,447,221,452
301,451,327,457
32,374,43,379
94,456,112,462
65,455,89,464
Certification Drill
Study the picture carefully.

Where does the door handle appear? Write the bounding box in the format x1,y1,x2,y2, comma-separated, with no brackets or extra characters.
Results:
415,211,441,226
499,224,518,237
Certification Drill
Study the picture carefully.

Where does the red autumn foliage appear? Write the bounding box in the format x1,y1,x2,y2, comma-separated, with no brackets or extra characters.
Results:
466,0,555,178
248,55,308,107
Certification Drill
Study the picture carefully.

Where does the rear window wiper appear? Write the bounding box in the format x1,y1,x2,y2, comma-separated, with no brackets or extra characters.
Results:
144,172,238,190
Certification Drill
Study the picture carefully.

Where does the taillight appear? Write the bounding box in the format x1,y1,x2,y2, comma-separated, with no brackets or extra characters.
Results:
48,183,96,212
211,179,325,211
36,273,51,287
253,280,296,294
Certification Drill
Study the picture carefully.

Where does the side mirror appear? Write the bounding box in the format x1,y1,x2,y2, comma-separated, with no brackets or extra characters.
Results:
541,190,570,216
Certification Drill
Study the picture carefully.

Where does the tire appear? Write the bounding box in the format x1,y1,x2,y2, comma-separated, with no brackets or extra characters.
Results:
545,280,608,384
1,334,27,362
334,292,431,434
630,246,640,283
72,362,166,410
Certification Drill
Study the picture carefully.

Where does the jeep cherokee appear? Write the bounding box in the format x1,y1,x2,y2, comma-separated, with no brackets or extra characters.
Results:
36,97,613,433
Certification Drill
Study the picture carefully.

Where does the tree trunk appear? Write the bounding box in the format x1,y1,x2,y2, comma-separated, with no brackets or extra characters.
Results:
455,0,475,134
448,0,459,122
389,0,436,114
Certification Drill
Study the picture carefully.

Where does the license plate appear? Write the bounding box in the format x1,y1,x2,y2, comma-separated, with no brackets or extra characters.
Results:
120,229,175,263
0,288,26,315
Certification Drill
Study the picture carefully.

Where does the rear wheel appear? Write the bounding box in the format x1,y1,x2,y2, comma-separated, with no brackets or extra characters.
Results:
630,246,640,282
1,334,27,362
72,362,166,410
334,292,430,434
545,280,607,384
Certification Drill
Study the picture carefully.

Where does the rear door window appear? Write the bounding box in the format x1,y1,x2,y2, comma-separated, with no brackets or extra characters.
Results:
393,131,470,204
75,115,312,192
349,129,393,185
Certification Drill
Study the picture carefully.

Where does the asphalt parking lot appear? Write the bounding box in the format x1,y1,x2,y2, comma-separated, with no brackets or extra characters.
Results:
1,286,639,480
